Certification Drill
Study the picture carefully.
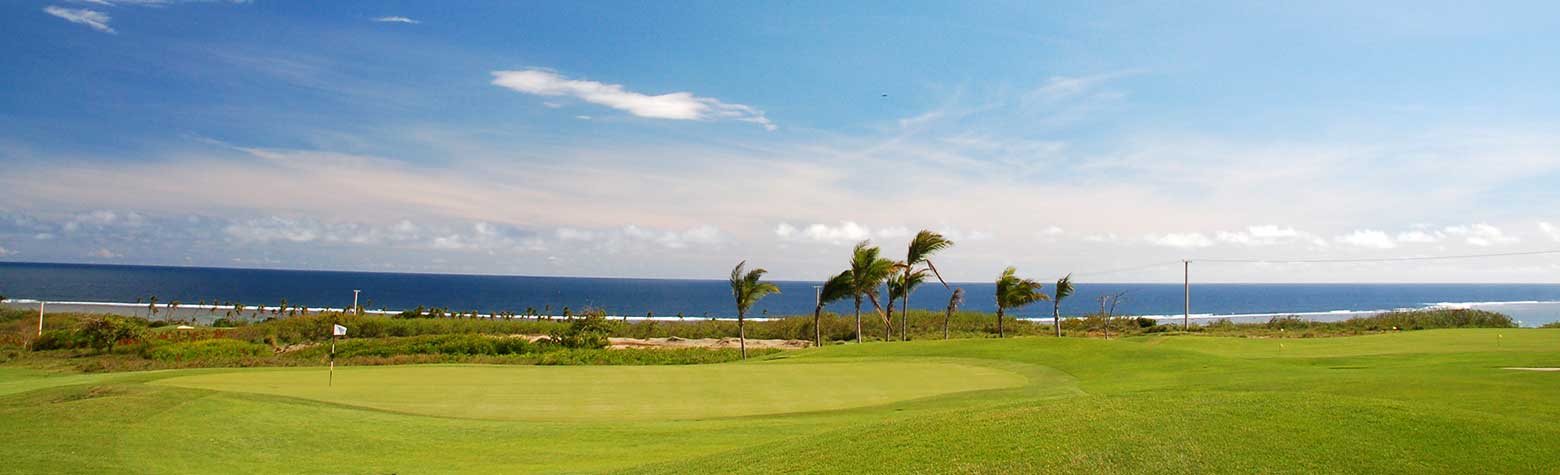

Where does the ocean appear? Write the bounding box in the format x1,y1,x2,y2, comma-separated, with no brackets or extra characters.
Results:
2,262,1559,327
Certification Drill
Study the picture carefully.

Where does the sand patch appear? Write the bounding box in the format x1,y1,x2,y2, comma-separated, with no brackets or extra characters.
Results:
1502,367,1560,372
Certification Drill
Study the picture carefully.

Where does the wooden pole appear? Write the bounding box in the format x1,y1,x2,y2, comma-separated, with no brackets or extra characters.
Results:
1183,260,1190,331
38,301,45,336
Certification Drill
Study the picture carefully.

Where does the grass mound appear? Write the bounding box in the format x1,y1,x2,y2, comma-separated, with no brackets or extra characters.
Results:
151,360,1032,421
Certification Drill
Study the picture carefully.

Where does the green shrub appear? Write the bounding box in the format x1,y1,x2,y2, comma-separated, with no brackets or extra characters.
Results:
147,339,272,362
1539,321,1560,329
292,334,541,359
78,316,146,352
32,329,84,351
548,311,612,349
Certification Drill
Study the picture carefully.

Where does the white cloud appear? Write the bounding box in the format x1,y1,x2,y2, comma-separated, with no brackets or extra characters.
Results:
1145,232,1213,248
1335,230,1397,249
372,16,419,24
0,245,13,257
1215,225,1304,246
1041,226,1065,236
1394,230,1441,243
621,224,723,249
490,69,775,130
775,221,872,244
87,247,121,258
43,6,115,34
224,216,322,243
575,115,592,120
1442,224,1517,247
1541,222,1560,242
555,228,596,241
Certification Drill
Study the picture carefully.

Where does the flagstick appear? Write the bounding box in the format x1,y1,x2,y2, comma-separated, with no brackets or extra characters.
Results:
329,333,336,387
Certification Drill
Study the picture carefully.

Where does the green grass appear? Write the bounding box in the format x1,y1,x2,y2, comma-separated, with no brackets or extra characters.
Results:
150,361,1029,421
2,329,1558,474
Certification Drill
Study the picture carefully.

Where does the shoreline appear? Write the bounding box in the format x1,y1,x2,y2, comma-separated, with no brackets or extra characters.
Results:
4,298,1557,327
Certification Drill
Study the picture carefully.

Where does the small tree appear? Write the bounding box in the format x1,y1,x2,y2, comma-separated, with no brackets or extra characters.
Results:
813,270,855,347
78,317,144,353
1051,274,1074,337
994,267,1047,338
729,261,781,359
944,288,965,340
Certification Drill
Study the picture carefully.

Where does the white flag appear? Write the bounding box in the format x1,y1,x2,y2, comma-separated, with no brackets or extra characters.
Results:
332,324,347,336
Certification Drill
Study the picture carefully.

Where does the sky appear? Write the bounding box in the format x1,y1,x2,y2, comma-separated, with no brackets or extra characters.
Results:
3,1,1560,283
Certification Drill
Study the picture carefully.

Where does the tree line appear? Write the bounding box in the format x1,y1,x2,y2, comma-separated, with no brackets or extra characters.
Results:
730,229,1077,358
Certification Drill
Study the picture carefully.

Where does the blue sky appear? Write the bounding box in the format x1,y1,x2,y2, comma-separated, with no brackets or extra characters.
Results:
4,0,1560,282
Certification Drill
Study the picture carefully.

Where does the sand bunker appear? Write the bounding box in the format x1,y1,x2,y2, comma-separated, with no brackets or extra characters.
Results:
1502,367,1560,372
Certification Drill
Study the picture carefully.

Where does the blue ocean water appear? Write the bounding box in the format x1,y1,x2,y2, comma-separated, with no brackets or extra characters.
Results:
3,262,1560,326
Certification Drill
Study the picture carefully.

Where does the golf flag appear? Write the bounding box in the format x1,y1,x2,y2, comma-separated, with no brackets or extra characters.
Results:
333,324,347,336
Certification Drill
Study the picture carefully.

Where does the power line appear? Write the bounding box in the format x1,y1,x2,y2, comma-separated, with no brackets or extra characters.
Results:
1193,248,1560,264
1071,261,1185,277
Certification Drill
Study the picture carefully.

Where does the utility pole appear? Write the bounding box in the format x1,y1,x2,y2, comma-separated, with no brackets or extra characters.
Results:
352,290,361,315
1183,260,1190,330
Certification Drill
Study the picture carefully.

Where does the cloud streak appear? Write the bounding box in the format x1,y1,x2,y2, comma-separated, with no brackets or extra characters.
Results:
43,6,115,33
372,16,420,24
490,69,775,130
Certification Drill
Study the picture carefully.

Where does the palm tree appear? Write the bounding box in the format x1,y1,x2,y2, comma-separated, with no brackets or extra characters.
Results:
729,261,781,359
888,268,929,340
994,267,1047,338
847,241,897,343
1052,274,1074,337
147,296,159,320
813,270,854,347
898,230,954,341
944,287,965,340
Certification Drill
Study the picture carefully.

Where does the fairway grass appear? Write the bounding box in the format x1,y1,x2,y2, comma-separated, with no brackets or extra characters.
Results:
150,360,1030,421
3,329,1559,474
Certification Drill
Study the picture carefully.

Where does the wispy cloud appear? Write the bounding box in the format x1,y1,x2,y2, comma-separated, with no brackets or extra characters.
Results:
1145,232,1214,249
43,6,116,34
1335,230,1397,249
490,69,776,130
372,16,420,24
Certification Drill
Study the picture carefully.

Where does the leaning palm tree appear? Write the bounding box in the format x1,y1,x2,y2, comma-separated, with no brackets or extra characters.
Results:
897,230,954,341
1052,274,1074,337
812,270,854,347
729,261,781,359
888,268,929,340
994,267,1048,338
847,241,897,343
944,287,965,340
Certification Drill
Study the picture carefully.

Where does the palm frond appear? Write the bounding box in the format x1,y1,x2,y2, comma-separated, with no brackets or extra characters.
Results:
906,230,954,265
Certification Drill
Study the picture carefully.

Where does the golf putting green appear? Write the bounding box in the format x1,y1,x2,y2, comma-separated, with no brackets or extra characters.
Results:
152,360,1027,421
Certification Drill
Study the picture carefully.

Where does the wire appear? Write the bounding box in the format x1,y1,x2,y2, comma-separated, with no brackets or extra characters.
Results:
1071,261,1185,277
1194,248,1560,264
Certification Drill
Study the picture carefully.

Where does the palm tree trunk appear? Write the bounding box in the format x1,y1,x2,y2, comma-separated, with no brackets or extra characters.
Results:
997,307,1005,338
738,310,747,359
813,305,823,347
1054,301,1062,337
854,296,863,344
943,306,951,340
885,300,895,342
900,287,909,341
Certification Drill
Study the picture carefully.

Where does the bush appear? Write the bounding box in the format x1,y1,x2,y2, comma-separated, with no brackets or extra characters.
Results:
147,339,272,362
33,329,84,351
78,316,146,352
1539,321,1560,329
293,334,540,359
548,311,612,349
211,318,247,328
